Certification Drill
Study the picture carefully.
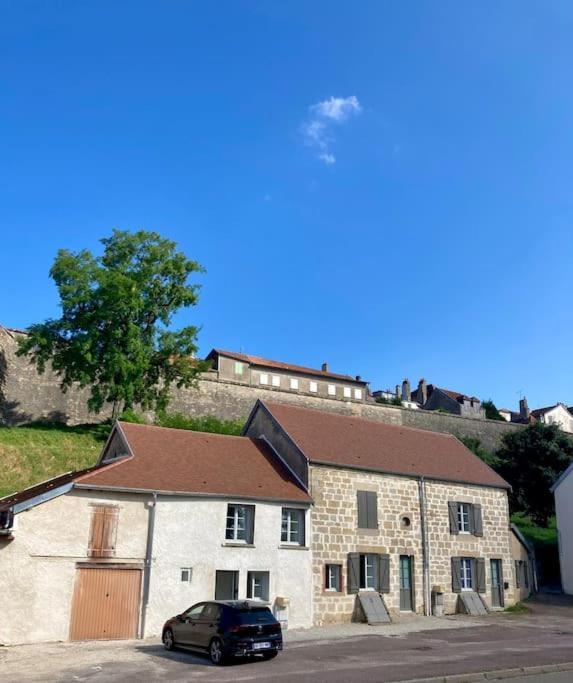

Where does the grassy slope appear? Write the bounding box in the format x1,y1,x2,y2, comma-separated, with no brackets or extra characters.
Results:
0,413,244,499
0,423,109,499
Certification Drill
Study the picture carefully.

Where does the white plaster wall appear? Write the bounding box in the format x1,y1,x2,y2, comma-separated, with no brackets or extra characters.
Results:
541,405,573,434
555,471,573,595
145,497,313,635
0,490,148,645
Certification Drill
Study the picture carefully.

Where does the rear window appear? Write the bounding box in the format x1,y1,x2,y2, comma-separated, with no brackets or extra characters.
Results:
235,607,276,625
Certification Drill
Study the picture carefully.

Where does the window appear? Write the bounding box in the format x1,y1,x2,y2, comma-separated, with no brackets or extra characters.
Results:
271,375,280,387
360,554,378,590
448,501,483,536
202,603,221,621
354,389,362,400
290,378,299,390
247,571,270,601
281,508,305,545
180,567,193,583
328,384,336,396
259,373,269,385
347,553,390,594
234,362,244,375
215,571,239,600
458,503,471,533
88,505,119,558
357,490,378,529
343,386,352,398
183,603,205,620
460,558,473,590
309,380,318,393
325,564,342,592
225,504,254,544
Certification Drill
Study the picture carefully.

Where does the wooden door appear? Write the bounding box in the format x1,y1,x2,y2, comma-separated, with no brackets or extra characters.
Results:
69,567,141,641
490,559,504,608
399,556,414,611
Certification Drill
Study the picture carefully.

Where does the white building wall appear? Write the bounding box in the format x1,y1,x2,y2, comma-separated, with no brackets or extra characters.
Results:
0,490,312,645
145,496,312,635
540,405,573,434
0,490,148,646
555,469,573,595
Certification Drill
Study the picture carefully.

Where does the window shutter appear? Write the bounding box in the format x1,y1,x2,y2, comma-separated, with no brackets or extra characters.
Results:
451,557,462,593
357,492,368,529
520,561,526,588
246,506,255,544
472,504,483,537
448,502,459,534
347,553,360,594
410,555,416,612
298,509,306,546
367,492,378,529
475,558,486,593
101,507,119,558
515,561,521,588
379,554,390,593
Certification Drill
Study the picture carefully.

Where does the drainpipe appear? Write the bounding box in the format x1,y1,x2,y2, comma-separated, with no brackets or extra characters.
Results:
418,477,431,616
140,492,157,639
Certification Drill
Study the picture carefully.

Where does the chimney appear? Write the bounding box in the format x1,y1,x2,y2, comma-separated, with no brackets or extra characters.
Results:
418,378,428,405
321,362,329,373
519,397,530,420
355,375,362,382
402,378,411,402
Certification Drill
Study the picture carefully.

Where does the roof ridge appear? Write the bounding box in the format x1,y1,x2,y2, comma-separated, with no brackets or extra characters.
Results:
261,400,460,440
118,421,251,441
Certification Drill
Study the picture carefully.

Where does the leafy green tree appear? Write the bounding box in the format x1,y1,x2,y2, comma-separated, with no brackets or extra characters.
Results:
460,436,498,467
482,398,505,421
496,422,573,526
17,230,208,419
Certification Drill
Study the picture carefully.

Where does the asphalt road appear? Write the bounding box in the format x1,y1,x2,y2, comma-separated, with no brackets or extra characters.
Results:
3,616,573,683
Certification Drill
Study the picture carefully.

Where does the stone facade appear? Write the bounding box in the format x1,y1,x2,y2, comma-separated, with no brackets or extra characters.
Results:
1,327,522,451
309,464,515,625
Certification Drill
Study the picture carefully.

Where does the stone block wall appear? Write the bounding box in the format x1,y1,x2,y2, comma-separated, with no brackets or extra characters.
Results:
1,327,522,451
309,464,515,625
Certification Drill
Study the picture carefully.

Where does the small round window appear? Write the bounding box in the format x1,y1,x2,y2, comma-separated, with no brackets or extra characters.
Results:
401,515,412,529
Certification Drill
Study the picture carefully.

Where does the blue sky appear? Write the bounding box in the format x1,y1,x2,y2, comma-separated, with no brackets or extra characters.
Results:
1,1,572,410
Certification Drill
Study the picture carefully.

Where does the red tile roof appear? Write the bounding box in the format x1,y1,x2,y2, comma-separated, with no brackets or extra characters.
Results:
207,349,367,384
76,422,311,502
262,401,510,489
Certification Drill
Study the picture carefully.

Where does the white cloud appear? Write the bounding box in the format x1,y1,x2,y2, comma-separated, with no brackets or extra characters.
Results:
302,95,362,164
310,95,362,122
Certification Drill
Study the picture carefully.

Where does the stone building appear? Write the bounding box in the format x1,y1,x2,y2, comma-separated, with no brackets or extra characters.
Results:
409,379,486,419
205,349,369,403
244,400,517,623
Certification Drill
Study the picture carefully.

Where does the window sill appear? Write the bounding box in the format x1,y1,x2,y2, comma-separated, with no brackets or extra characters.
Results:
221,542,255,548
279,544,309,550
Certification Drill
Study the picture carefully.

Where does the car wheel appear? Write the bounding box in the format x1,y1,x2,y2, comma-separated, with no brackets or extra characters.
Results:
209,638,226,665
262,650,278,660
163,628,175,651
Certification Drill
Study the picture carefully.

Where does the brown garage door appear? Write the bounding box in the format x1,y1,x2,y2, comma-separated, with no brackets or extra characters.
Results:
69,567,142,641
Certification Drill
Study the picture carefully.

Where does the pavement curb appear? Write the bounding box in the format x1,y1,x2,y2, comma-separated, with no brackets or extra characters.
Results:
400,661,573,683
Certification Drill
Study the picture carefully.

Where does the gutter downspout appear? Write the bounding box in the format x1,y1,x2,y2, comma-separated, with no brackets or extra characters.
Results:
418,477,431,616
140,491,157,639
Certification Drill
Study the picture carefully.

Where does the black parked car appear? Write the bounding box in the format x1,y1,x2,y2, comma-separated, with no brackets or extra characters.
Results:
162,600,283,665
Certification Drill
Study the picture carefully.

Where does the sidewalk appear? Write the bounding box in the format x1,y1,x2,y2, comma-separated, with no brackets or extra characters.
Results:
285,613,484,644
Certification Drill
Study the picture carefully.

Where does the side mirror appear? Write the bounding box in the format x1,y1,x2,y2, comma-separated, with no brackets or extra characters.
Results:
176,614,184,622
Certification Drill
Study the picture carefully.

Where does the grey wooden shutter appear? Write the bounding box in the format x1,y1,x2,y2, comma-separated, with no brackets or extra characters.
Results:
357,491,368,528
448,502,459,534
410,555,416,612
367,492,378,529
515,561,521,588
475,558,486,593
347,553,360,594
451,557,462,593
379,554,390,593
246,505,255,544
472,504,483,537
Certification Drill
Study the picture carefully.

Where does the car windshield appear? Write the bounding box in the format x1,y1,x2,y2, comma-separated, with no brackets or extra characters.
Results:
235,607,276,625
